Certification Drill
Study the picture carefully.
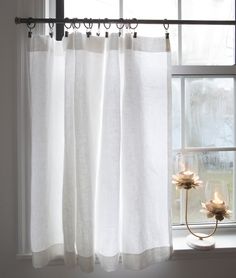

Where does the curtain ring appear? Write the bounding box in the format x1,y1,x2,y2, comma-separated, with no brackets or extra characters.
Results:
64,18,72,29
26,18,36,30
116,18,124,30
84,18,93,29
72,18,81,29
48,21,54,30
104,18,111,29
129,18,138,30
163,19,169,31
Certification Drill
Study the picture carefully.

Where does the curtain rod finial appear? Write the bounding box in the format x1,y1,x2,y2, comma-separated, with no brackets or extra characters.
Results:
15,17,21,24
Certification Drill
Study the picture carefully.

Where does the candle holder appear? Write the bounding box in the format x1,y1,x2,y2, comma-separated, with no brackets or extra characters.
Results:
173,154,231,250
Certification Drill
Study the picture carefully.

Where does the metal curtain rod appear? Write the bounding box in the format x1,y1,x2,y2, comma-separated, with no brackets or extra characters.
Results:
15,17,236,26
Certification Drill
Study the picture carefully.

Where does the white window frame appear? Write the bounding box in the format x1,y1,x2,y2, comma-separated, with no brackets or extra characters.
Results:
171,0,236,228
172,66,236,226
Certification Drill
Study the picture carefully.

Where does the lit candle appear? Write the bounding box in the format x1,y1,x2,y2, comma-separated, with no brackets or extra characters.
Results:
212,192,224,205
201,191,231,221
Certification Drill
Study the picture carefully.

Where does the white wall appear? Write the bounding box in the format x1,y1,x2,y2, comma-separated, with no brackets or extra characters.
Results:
0,0,236,277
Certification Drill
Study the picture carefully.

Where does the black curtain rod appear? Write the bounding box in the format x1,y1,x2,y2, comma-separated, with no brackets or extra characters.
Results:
15,17,236,26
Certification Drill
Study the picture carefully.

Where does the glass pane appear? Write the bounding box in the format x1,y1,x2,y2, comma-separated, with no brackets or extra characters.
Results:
65,0,119,18
181,0,235,65
182,26,234,65
182,0,235,20
185,151,235,223
185,78,234,148
124,0,179,64
172,78,181,150
172,180,181,224
65,0,119,34
172,151,181,224
124,0,178,19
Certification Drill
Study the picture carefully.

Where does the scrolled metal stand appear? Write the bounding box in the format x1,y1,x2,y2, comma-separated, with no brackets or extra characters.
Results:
185,190,218,249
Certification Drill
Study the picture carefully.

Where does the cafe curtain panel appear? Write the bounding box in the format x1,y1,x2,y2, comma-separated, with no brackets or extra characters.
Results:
29,32,172,272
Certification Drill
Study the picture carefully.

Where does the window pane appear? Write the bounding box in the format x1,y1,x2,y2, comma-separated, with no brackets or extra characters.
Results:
172,78,181,149
182,26,235,65
124,0,178,19
172,177,181,224
171,78,182,224
65,0,119,33
182,0,235,20
124,0,179,64
65,0,119,19
181,0,235,65
185,78,234,148
184,151,235,223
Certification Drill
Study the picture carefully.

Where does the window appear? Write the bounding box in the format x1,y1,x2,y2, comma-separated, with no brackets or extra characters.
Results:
62,0,236,226
171,0,236,225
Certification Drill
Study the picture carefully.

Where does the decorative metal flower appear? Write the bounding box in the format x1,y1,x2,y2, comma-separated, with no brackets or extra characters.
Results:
172,170,202,190
201,200,231,221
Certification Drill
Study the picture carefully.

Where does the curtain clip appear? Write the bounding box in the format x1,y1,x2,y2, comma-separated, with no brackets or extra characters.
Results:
84,18,93,38
129,18,138,38
96,22,101,36
27,18,36,38
48,21,54,38
104,18,111,38
64,18,73,37
116,18,124,37
163,19,170,39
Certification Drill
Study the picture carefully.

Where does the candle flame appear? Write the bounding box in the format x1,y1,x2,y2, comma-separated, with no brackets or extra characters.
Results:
213,192,224,205
183,170,194,175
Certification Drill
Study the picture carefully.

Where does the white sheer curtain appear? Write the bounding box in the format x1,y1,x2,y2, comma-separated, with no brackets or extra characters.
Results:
29,32,172,272
17,0,49,256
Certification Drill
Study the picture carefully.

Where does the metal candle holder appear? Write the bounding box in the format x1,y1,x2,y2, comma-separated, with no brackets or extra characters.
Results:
172,170,231,250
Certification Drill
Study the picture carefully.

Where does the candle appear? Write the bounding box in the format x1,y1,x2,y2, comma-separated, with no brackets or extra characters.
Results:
201,192,231,221
212,192,224,205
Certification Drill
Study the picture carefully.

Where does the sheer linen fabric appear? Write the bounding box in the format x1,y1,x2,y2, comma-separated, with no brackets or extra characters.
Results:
29,33,172,272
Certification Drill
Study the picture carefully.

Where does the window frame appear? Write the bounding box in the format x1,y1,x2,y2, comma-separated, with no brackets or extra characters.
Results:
172,67,236,225
172,0,236,225
56,0,64,40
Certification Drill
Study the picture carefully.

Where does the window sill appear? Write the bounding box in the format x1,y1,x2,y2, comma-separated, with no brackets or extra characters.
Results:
17,225,236,262
172,224,236,260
